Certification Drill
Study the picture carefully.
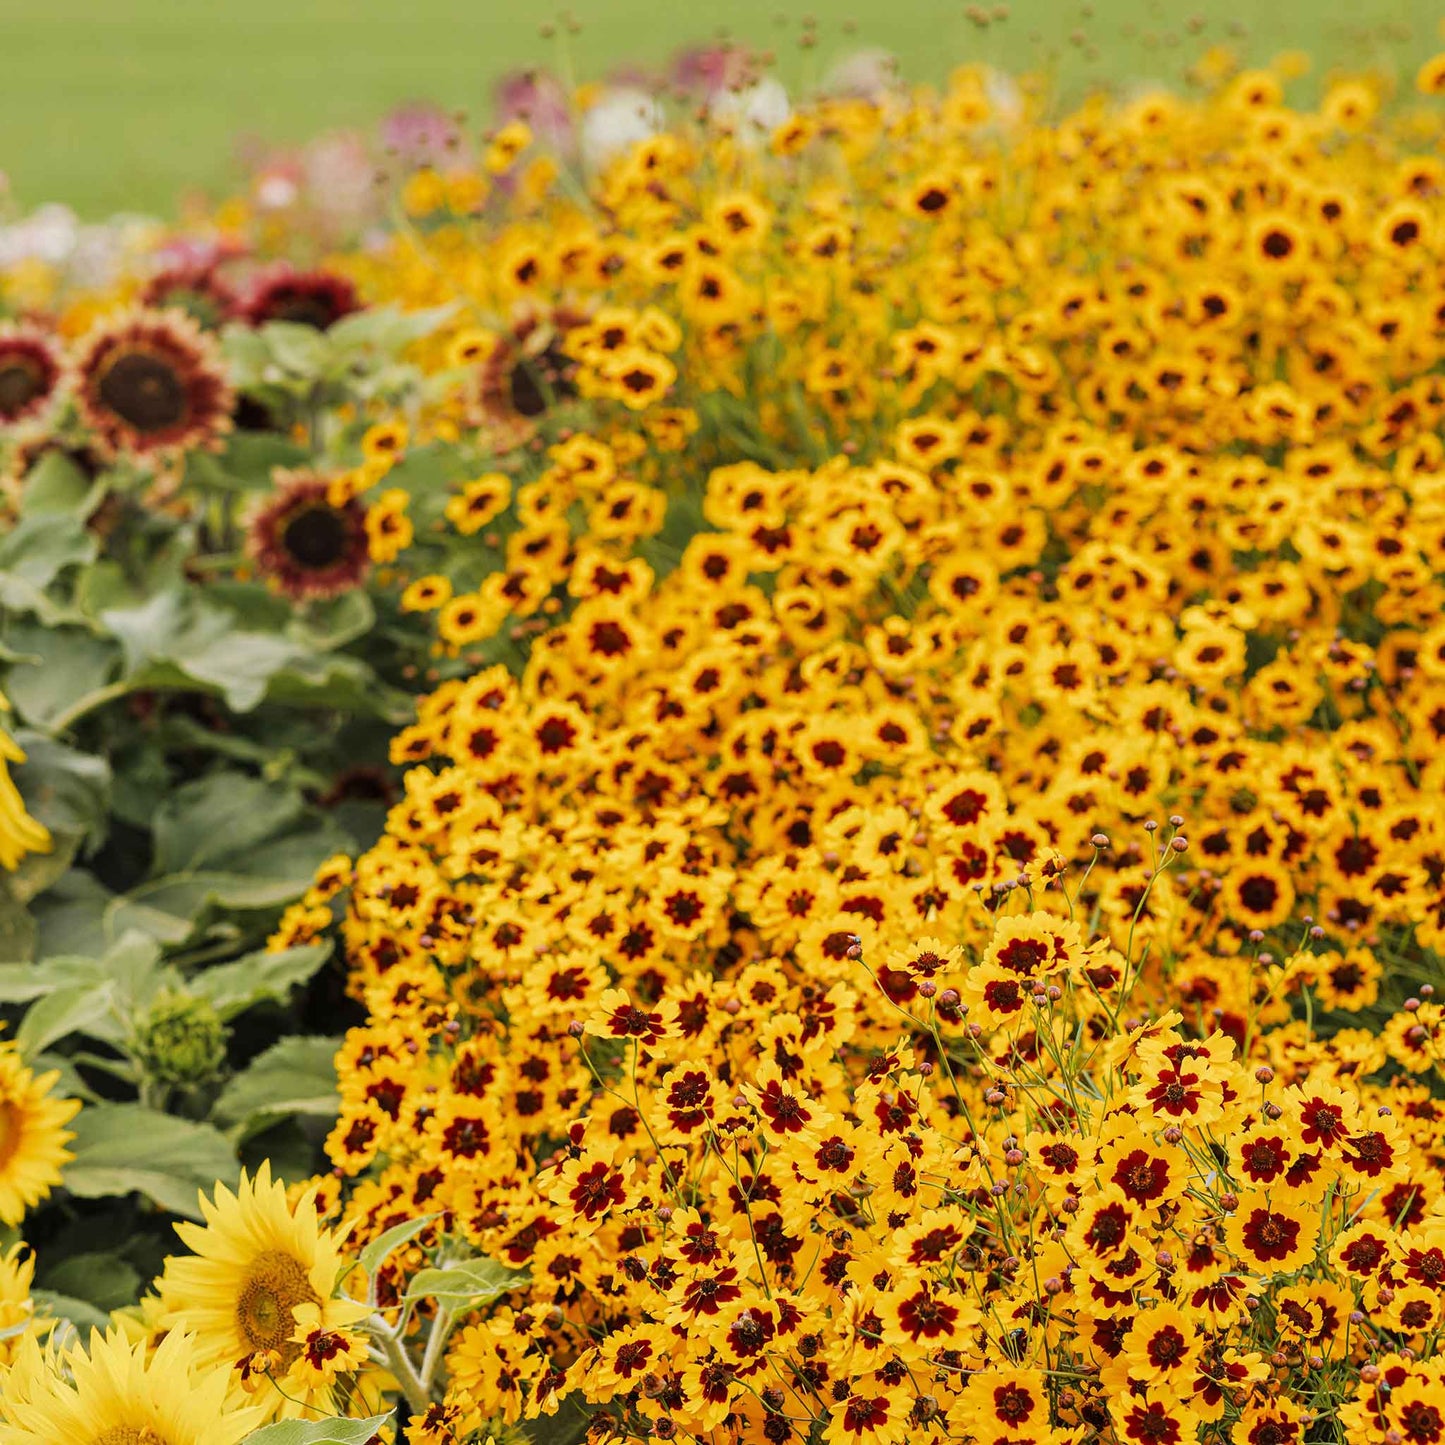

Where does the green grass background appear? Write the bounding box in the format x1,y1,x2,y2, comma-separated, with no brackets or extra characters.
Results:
0,0,1435,217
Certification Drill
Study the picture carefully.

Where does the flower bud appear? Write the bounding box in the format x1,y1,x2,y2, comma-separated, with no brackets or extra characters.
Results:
131,991,228,1088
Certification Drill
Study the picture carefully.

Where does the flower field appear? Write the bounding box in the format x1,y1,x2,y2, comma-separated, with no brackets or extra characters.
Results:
3,35,1445,1445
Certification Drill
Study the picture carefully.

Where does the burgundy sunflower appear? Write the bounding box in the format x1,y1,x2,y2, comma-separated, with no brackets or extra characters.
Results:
141,260,239,330
242,266,362,330
246,470,370,601
472,306,585,448
72,308,233,460
0,323,64,429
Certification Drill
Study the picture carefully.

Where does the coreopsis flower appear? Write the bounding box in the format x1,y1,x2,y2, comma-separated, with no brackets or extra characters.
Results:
194,48,1445,1445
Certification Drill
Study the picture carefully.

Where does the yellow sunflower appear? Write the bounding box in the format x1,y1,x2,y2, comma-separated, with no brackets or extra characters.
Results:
0,1328,265,1445
0,1244,46,1369
156,1162,363,1420
0,698,50,873
0,1045,80,1226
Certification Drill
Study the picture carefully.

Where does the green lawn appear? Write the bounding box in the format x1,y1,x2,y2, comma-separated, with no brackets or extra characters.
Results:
0,0,1435,217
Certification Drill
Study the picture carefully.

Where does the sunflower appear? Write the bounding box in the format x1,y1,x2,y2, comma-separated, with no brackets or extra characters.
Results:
472,307,584,448
156,1162,363,1419
0,704,51,873
0,324,63,430
141,259,239,329
0,1244,46,1368
0,1041,79,1225
246,471,371,601
0,1328,266,1445
242,266,361,330
71,308,233,460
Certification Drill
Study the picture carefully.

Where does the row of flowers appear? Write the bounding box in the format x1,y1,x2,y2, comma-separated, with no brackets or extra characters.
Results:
2,39,1445,1445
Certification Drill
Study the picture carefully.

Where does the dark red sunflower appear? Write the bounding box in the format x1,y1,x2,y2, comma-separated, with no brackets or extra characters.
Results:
141,260,239,330
472,306,585,448
242,266,362,330
246,470,370,601
0,323,64,428
72,308,233,459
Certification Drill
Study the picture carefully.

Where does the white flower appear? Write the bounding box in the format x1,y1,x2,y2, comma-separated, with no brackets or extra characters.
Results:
581,87,663,171
709,78,791,140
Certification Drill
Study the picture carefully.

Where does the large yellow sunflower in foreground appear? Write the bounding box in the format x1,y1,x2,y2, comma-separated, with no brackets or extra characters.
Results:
157,1162,363,1420
0,1328,265,1445
0,1046,80,1227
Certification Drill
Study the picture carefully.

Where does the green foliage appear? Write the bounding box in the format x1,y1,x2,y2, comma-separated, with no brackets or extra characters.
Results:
403,1257,532,1310
213,1036,342,1135
243,1415,394,1445
0,284,474,1322
65,1104,237,1219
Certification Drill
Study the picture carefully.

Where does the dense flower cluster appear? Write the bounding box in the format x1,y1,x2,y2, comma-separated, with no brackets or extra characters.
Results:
264,52,1445,1445
4,40,1445,1445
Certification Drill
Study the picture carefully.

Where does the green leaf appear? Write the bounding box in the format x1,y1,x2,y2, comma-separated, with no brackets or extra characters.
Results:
102,590,307,714
39,1253,141,1312
260,321,331,376
287,591,375,651
2,626,121,731
29,872,115,959
150,772,306,876
9,732,111,849
32,1288,112,1333
326,303,456,357
191,432,310,492
1,831,79,907
521,1399,591,1445
100,931,167,1010
245,1413,392,1445
402,1257,530,1309
0,955,107,1002
19,451,98,515
358,1213,438,1279
212,1036,340,1129
0,877,37,966
15,982,117,1057
190,943,331,1021
0,511,97,590
64,1104,236,1218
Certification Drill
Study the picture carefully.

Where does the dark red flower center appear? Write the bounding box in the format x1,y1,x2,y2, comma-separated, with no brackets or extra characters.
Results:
98,351,188,432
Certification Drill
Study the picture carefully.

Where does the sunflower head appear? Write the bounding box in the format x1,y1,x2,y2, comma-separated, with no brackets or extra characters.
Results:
246,470,371,601
159,1162,359,1420
243,266,362,330
142,260,240,330
0,1327,266,1445
473,307,586,446
0,1041,80,1226
72,308,234,460
0,323,64,429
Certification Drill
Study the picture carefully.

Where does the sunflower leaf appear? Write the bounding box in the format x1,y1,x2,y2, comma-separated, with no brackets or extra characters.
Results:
64,1104,236,1219
402,1257,531,1310
358,1213,439,1281
15,980,118,1057
212,1036,341,1131
189,943,331,1021
245,1414,393,1445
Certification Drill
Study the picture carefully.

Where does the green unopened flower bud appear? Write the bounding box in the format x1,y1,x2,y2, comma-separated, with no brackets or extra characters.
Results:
132,992,228,1087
